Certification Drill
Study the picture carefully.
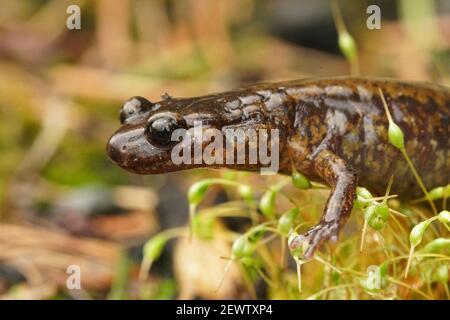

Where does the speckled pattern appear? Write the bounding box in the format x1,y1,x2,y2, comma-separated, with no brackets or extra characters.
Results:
107,77,449,257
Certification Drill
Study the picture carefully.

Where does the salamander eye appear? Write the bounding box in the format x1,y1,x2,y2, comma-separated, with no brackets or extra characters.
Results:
145,113,187,147
120,96,153,125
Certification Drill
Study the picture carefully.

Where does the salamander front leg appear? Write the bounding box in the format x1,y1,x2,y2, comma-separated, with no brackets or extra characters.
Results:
290,150,358,259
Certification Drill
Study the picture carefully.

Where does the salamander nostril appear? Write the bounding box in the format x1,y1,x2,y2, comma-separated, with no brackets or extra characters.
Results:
106,132,129,165
119,96,154,125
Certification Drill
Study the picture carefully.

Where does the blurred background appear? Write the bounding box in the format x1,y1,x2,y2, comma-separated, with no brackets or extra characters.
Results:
0,0,449,300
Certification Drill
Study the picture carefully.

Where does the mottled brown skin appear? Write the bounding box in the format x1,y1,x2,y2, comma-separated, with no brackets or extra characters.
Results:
107,77,450,258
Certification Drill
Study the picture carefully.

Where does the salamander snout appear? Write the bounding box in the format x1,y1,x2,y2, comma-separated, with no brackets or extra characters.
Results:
106,124,175,174
119,96,155,125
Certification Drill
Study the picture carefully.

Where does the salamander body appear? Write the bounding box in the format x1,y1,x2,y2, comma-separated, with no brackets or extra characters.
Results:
107,77,450,257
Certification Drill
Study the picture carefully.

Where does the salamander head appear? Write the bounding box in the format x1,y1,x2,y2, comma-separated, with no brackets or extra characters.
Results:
107,96,195,174
107,94,279,175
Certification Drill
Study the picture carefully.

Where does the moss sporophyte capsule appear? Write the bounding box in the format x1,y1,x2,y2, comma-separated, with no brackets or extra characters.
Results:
277,208,300,236
259,190,276,219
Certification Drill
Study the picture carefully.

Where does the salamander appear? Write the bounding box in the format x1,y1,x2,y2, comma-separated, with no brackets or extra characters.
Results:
107,77,450,258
